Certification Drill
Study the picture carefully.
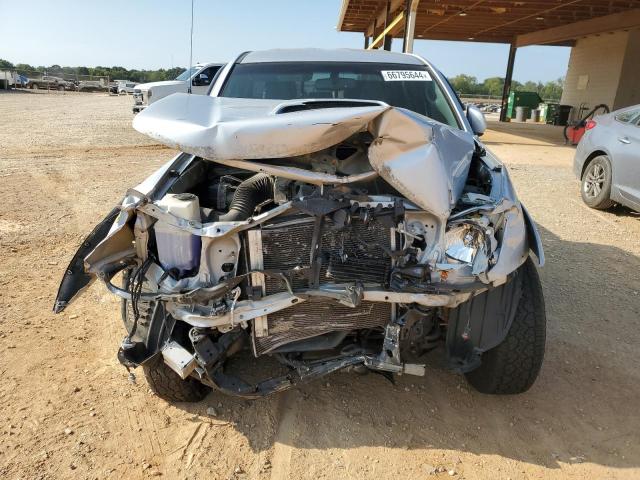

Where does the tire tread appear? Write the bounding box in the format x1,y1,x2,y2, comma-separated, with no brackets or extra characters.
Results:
143,357,209,403
465,259,546,394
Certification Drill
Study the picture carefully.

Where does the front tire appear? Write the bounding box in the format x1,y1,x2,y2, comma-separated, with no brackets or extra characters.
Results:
122,271,210,403
465,258,546,394
143,356,210,403
581,155,615,209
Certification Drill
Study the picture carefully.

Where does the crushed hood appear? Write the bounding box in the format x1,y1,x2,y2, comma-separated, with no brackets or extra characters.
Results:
135,80,184,91
133,94,475,218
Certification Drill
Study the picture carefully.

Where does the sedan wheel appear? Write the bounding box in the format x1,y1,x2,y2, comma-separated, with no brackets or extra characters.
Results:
581,155,615,210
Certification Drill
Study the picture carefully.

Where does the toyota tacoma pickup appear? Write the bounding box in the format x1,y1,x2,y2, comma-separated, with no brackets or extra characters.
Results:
132,62,224,113
55,49,546,402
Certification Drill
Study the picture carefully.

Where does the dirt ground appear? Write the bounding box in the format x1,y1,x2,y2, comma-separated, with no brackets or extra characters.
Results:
1,90,639,480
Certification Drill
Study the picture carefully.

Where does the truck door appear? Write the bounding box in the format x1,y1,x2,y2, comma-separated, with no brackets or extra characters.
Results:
191,66,221,94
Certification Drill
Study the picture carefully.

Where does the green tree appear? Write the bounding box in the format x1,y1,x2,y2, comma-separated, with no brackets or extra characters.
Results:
482,77,504,97
449,74,479,95
0,58,14,69
517,80,539,92
539,78,563,101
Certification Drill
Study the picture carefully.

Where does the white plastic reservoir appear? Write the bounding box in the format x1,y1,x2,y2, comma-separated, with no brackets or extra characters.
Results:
154,193,202,277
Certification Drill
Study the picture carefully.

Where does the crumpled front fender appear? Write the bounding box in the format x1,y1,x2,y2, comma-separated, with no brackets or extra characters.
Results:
522,204,545,267
53,207,121,313
53,152,197,314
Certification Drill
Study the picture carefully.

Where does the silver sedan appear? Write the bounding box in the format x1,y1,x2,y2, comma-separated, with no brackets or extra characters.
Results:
574,104,640,211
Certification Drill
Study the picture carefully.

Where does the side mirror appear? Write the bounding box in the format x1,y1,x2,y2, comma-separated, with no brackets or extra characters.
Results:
466,104,487,136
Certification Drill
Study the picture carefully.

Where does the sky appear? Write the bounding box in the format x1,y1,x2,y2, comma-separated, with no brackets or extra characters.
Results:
0,0,571,82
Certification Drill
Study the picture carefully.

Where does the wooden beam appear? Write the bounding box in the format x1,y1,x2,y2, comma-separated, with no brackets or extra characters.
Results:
409,32,514,43
500,44,517,122
368,11,405,49
336,0,350,31
366,0,405,37
403,0,420,53
515,9,640,47
383,1,393,50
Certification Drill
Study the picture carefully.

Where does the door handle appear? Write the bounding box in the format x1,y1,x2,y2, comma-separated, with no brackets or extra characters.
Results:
618,137,631,144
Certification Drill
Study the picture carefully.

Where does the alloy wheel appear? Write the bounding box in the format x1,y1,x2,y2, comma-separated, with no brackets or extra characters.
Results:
583,163,606,198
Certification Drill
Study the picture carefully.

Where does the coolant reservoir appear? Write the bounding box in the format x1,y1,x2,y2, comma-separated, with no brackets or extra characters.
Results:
154,193,202,278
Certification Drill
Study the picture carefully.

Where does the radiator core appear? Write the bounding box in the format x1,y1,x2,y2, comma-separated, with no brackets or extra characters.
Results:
261,215,391,293
251,214,393,355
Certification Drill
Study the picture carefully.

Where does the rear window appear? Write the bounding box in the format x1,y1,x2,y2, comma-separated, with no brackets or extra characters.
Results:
220,61,460,129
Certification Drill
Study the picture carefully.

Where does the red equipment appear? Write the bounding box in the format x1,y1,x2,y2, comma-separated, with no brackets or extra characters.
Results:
563,104,609,146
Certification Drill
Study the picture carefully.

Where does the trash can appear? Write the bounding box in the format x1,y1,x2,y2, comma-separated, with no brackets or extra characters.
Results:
507,91,542,119
556,105,573,126
530,109,540,122
515,106,530,122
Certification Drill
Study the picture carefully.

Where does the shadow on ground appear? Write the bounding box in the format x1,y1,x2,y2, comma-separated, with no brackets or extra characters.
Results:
609,204,640,218
486,120,568,146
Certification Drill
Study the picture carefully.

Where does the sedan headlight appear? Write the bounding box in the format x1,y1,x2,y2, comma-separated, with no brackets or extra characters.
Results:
445,223,486,264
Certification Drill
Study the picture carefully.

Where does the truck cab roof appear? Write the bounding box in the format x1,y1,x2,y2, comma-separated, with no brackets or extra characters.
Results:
238,48,424,65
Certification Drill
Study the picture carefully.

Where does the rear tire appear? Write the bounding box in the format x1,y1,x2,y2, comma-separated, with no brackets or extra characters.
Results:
465,258,546,394
581,155,615,210
143,356,210,403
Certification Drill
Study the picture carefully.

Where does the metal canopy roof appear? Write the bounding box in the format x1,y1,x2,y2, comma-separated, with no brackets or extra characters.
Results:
338,0,640,46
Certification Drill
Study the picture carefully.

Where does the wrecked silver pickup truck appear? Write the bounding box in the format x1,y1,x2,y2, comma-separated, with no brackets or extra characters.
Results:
55,49,546,401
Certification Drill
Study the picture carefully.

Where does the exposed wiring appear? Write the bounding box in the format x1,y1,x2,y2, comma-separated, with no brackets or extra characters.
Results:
126,257,153,338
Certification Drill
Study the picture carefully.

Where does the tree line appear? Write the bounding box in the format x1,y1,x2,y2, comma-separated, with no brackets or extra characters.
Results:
449,74,563,101
0,59,184,83
1,58,563,100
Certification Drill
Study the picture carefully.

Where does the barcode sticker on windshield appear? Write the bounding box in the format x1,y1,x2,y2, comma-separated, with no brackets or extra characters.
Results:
381,70,431,81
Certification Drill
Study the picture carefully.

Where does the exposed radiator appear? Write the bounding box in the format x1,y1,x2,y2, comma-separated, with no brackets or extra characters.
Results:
261,214,392,293
250,213,393,355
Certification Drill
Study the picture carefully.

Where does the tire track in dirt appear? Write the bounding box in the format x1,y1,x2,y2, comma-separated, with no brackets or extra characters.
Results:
269,393,296,480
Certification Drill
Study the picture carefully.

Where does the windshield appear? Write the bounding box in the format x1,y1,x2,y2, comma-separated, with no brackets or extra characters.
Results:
175,67,199,81
220,61,460,128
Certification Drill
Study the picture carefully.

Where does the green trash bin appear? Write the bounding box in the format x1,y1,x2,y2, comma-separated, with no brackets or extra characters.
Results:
556,105,573,126
507,91,543,119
